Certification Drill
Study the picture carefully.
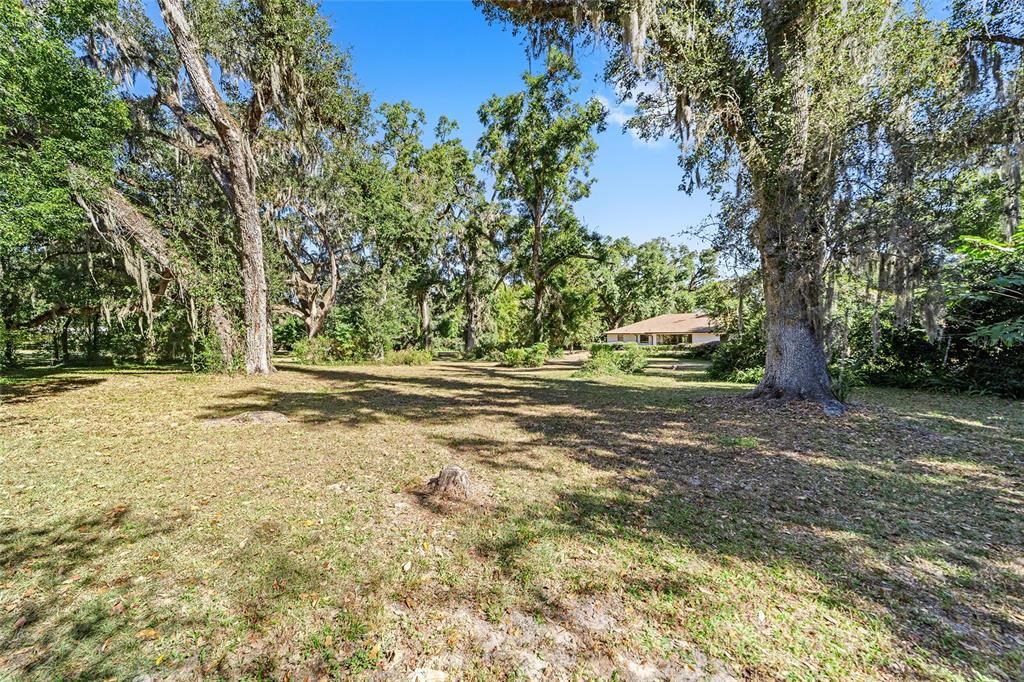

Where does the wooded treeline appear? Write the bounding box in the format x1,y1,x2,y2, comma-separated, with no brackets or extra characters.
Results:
1,0,1021,401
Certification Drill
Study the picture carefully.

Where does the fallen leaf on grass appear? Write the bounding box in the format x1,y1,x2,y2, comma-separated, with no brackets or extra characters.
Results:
136,628,159,640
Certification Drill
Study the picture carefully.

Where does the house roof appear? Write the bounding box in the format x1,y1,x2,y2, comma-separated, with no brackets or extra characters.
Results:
605,313,717,335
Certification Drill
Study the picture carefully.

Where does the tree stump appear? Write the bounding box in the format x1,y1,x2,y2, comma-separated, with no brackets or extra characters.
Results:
427,465,470,500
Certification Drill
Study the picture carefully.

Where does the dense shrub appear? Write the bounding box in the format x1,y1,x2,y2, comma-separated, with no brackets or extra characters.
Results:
501,342,548,368
706,332,764,380
727,366,765,384
382,348,433,365
576,352,621,376
576,343,648,376
273,316,307,352
829,359,863,402
617,344,649,373
689,340,720,360
292,337,337,365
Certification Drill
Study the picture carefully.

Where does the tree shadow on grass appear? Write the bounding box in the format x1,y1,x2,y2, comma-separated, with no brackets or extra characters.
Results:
0,373,106,407
0,505,185,679
197,361,1022,678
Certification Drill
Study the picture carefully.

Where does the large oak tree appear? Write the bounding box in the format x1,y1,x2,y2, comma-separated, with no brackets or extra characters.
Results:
481,0,954,411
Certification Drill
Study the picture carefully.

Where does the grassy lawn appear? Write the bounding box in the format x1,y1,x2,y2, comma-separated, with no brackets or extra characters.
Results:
1,358,1022,680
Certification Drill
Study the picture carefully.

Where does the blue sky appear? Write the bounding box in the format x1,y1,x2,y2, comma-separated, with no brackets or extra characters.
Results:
319,0,716,248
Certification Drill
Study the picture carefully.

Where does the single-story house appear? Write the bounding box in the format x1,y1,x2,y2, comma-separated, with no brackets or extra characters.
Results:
604,313,723,346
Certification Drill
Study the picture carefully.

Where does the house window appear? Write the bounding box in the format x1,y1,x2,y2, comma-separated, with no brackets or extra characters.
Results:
616,334,623,342
639,335,649,344
684,334,692,344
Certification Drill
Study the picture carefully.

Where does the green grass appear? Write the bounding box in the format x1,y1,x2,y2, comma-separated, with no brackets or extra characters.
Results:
1,358,1021,680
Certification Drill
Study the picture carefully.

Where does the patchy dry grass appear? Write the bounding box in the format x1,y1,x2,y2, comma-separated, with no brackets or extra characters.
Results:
1,358,1022,680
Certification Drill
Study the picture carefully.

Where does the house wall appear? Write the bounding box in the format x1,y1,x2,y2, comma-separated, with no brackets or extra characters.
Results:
605,332,720,345
692,333,720,345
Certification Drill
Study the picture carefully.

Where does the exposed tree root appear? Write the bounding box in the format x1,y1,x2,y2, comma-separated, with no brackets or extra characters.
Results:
746,383,845,416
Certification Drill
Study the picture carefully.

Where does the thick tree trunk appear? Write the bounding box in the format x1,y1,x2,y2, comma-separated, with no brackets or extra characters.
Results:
2,307,15,367
750,207,842,413
462,230,487,353
237,210,272,373
158,0,272,375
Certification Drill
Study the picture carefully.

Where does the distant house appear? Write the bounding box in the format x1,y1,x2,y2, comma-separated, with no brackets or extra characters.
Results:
604,313,722,346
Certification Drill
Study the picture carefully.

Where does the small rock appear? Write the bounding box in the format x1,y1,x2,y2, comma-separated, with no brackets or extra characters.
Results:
408,669,447,682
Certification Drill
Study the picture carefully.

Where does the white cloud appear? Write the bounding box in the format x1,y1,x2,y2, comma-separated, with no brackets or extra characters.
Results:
595,92,667,149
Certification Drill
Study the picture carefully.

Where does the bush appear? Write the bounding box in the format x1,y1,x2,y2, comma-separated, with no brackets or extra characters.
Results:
502,347,527,367
382,348,433,366
501,342,548,368
729,366,765,384
617,344,648,373
689,340,720,360
292,337,337,365
576,343,647,376
525,342,548,366
707,333,764,380
829,358,863,402
575,350,621,377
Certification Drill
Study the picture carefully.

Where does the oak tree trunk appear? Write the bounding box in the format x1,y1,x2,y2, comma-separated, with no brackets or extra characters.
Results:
749,189,841,412
158,0,272,375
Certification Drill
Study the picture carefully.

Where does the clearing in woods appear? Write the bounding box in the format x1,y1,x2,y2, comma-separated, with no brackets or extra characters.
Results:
1,358,1022,680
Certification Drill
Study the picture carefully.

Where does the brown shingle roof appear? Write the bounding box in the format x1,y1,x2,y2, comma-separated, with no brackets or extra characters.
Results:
605,313,717,335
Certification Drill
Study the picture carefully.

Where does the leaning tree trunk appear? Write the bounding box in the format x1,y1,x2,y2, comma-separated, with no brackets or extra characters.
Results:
158,0,272,375
81,188,238,370
749,197,841,412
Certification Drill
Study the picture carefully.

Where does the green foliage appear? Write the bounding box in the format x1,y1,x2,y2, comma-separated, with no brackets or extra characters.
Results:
478,47,606,343
0,0,128,249
575,348,621,377
616,344,648,374
501,342,548,368
273,316,307,352
829,359,863,403
381,348,432,366
594,237,717,330
576,344,647,376
707,328,765,381
727,366,765,384
291,337,337,365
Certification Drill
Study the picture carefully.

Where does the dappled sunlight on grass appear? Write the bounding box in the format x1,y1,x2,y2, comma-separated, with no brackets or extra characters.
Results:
1,359,1021,679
